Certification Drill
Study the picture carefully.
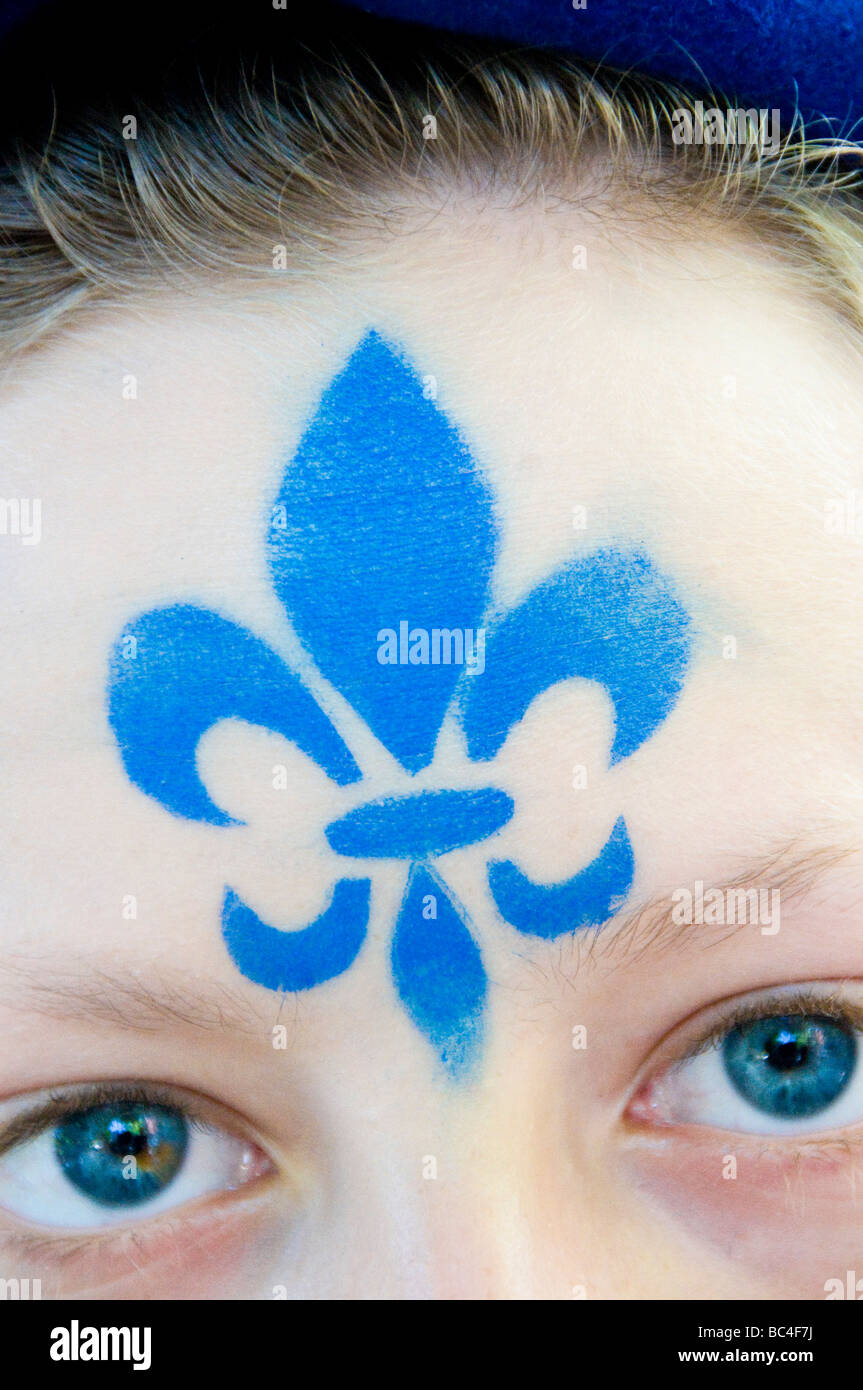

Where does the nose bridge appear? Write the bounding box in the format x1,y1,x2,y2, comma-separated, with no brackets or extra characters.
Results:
421,1161,538,1300
318,981,564,1298
338,1087,538,1299
410,1085,544,1300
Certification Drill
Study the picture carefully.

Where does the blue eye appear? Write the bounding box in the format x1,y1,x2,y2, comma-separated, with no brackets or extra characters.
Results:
54,1103,189,1208
722,1015,856,1119
0,1087,269,1229
645,994,863,1137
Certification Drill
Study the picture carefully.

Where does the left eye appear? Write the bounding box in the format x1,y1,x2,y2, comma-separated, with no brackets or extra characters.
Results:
641,1010,863,1136
0,1096,267,1229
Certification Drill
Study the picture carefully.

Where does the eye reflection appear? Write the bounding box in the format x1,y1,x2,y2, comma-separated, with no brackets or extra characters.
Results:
54,1102,189,1208
722,1015,856,1119
0,1085,269,1229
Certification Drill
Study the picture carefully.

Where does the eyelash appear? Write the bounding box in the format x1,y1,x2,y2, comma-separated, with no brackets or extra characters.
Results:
0,1080,217,1160
3,990,861,1144
676,985,863,1067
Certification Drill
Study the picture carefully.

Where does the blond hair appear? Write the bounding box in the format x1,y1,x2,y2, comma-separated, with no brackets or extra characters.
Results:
1,24,862,358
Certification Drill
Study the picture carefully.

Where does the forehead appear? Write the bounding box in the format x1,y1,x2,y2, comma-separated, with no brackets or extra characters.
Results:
1,207,863,984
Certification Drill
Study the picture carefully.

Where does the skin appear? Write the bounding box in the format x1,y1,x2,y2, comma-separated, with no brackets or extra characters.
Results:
1,195,863,1299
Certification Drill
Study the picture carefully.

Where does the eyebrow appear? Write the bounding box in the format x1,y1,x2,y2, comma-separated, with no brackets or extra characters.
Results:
585,837,860,972
0,958,289,1037
0,840,857,1035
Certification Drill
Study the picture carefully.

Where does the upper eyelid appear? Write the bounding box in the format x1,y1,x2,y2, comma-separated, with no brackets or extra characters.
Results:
678,987,859,1059
0,1080,232,1160
631,980,863,1092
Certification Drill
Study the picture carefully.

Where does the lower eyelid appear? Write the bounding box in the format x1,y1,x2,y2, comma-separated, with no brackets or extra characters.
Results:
624,1102,863,1150
0,1180,286,1300
622,1125,863,1296
627,1071,863,1138
0,1113,273,1230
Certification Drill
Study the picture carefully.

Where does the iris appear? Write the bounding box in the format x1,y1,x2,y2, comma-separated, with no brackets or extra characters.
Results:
54,1102,188,1206
722,1014,856,1118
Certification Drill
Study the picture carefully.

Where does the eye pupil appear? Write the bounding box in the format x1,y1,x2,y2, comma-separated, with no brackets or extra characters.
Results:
54,1103,188,1208
723,1014,856,1119
106,1121,149,1159
764,1027,810,1072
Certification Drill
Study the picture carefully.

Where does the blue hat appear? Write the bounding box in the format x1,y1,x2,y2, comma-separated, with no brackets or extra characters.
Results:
0,0,860,137
341,0,863,135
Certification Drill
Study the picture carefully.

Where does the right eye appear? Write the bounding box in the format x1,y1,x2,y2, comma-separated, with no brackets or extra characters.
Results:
0,1089,270,1229
632,994,863,1138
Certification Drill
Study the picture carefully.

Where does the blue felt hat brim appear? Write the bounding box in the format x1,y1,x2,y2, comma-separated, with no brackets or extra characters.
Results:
342,0,863,136
0,0,861,138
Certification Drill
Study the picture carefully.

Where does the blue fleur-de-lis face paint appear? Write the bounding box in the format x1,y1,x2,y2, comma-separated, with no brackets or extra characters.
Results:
107,330,693,1080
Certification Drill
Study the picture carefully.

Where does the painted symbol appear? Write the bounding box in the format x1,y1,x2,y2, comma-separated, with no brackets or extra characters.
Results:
108,331,692,1077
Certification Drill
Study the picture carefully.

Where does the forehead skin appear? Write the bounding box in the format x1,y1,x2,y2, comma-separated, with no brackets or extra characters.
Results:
2,198,863,1297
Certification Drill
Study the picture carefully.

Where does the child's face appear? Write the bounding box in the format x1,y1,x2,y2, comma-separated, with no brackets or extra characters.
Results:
2,202,863,1298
